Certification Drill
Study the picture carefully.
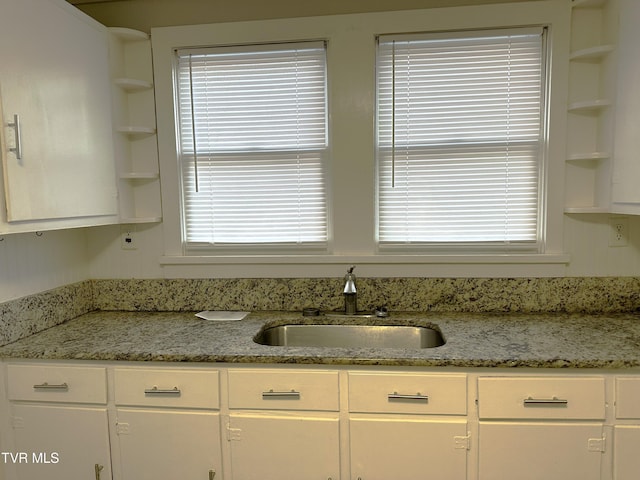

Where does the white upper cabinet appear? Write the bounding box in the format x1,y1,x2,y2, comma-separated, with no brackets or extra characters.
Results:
0,0,118,228
611,0,640,213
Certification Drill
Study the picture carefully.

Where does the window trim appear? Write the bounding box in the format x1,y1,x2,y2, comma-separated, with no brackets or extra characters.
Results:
151,1,571,277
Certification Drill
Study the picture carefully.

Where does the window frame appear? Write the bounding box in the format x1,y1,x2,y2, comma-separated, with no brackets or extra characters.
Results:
173,41,330,253
375,27,550,253
151,1,571,278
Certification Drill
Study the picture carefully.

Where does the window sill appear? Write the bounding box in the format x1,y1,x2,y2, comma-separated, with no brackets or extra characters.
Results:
159,254,570,278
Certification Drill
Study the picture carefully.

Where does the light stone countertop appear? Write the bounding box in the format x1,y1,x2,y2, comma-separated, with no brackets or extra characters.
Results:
1,310,640,368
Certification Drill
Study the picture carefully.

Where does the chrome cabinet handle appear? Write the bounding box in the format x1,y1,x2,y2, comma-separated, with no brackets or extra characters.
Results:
95,464,103,480
388,392,429,402
523,396,568,406
262,389,301,399
8,114,22,160
144,386,181,395
33,382,69,391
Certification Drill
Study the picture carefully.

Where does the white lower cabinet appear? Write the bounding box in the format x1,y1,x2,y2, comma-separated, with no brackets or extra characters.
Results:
113,367,222,479
227,369,341,480
116,409,221,479
477,376,607,480
5,364,111,480
227,413,340,480
613,377,640,480
5,362,640,480
348,372,469,480
350,416,468,480
11,404,112,480
479,422,605,480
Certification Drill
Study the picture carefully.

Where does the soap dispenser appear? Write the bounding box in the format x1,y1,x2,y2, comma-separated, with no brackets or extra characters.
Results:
343,265,357,315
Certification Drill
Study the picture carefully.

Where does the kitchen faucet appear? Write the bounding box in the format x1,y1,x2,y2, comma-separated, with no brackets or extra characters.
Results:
343,265,357,315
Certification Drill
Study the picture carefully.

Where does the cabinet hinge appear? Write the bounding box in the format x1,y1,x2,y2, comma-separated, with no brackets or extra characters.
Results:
454,434,471,450
116,422,130,435
11,416,24,429
226,423,241,442
588,436,606,452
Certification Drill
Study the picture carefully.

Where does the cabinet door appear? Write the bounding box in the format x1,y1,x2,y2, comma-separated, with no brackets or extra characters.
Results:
479,422,604,480
11,404,111,480
612,0,640,211
350,417,468,480
228,413,340,480
116,409,222,479
614,426,640,480
0,0,117,222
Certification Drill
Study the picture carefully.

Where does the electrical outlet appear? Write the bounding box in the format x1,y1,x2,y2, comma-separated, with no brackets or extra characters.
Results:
120,226,137,250
609,216,629,247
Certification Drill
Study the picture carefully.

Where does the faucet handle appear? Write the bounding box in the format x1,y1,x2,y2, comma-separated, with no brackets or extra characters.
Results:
344,265,357,294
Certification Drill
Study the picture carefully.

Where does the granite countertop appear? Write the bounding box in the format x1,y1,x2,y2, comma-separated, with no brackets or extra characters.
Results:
1,310,640,368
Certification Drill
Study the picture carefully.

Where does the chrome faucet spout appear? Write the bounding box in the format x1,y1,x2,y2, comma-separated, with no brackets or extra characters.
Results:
343,265,357,315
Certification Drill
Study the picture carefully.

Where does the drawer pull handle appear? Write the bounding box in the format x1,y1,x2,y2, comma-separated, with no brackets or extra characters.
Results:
8,114,23,160
95,464,103,480
33,382,69,391
209,469,216,480
388,392,429,403
523,396,568,406
262,389,301,399
144,386,181,396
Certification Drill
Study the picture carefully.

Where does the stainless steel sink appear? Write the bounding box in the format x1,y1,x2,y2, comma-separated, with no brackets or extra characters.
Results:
254,324,445,349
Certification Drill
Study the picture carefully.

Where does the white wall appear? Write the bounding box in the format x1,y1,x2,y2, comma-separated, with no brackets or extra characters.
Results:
80,0,640,280
3,0,637,290
0,228,90,303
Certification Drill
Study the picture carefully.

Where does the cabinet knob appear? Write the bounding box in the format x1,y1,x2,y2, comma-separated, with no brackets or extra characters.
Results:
94,464,103,480
209,469,216,480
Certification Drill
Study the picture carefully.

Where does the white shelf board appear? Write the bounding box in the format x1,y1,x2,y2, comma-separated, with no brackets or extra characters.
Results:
109,27,149,42
568,99,611,113
119,172,160,180
114,78,153,92
564,206,609,214
117,126,156,137
569,45,614,62
567,152,610,161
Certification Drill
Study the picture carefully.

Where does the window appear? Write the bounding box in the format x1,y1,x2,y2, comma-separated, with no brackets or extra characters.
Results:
376,28,548,252
175,42,328,251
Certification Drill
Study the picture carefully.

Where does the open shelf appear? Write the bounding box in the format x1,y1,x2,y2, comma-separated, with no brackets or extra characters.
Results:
568,99,611,113
119,172,160,180
564,206,609,214
567,152,610,162
117,126,156,137
569,44,614,61
114,78,153,92
109,27,149,42
110,27,162,225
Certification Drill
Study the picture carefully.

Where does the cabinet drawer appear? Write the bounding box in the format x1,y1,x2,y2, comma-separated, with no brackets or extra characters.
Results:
348,372,467,415
7,364,107,404
228,370,339,411
616,377,640,419
478,377,605,420
114,368,219,409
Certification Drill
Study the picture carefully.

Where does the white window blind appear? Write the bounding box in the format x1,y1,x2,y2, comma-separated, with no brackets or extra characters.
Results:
377,28,547,251
175,42,328,250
